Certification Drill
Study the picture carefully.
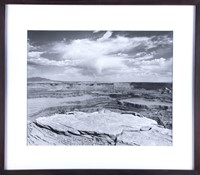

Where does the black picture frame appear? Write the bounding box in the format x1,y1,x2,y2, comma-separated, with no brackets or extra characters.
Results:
0,0,200,175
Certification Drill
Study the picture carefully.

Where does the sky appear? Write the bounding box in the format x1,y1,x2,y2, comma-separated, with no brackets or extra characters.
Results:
27,31,173,82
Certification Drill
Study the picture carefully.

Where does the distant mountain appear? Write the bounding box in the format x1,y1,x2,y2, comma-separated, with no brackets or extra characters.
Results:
28,77,54,82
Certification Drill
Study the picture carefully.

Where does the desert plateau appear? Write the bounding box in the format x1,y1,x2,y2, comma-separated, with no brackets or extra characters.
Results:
27,77,172,146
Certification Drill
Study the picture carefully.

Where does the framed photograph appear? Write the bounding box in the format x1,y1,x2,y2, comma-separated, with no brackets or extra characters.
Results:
0,0,200,174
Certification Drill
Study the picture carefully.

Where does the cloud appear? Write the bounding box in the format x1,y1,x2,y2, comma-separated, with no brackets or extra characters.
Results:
79,56,126,75
137,57,173,77
53,35,150,61
145,35,173,50
93,30,100,33
28,57,74,67
28,31,173,82
51,35,147,77
97,31,113,41
27,39,39,51
28,51,44,58
117,53,129,57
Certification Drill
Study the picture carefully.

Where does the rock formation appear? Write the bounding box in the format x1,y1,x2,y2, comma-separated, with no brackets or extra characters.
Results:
28,110,172,146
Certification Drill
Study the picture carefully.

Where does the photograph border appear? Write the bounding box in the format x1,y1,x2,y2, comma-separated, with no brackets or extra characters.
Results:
1,0,200,175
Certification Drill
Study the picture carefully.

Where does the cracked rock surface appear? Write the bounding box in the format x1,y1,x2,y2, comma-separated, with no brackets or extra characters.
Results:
28,110,172,146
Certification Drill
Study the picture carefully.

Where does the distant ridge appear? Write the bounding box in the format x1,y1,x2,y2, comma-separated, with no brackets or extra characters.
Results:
28,77,54,82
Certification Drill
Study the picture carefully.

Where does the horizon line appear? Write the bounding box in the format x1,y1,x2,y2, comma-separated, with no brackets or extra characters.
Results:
28,77,172,83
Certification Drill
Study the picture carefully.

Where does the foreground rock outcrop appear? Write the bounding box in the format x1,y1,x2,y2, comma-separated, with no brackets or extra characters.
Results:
28,110,172,146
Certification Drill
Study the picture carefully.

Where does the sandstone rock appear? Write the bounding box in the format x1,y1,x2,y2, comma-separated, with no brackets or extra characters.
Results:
35,110,157,136
119,98,171,110
117,126,172,146
28,110,172,146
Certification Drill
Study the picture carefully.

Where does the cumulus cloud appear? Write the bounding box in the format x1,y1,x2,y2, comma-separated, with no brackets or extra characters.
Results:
28,57,75,67
93,30,100,33
52,35,151,61
145,35,172,50
28,51,44,58
50,35,150,77
97,31,113,41
28,31,173,82
27,39,39,52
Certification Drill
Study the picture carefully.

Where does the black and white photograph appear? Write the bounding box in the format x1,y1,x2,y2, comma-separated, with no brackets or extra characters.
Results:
27,31,173,146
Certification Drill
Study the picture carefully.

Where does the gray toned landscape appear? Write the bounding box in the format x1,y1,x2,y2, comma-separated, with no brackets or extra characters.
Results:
27,31,173,146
